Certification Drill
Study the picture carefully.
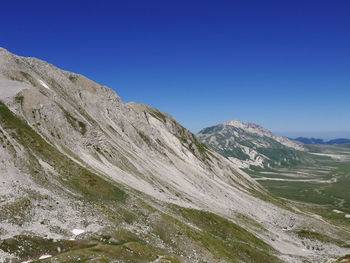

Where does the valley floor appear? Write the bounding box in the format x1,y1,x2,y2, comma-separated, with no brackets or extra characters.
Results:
246,144,350,239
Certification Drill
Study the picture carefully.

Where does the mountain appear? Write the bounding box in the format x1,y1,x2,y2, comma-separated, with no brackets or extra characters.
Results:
294,137,350,145
0,47,349,262
328,138,350,145
197,120,307,169
293,137,326,145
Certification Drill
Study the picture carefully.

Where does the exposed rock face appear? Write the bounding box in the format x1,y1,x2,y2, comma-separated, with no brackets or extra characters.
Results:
0,47,349,262
225,120,303,150
197,120,306,168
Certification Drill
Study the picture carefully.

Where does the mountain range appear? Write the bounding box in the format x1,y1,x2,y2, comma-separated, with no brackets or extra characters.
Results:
293,137,350,145
0,47,349,262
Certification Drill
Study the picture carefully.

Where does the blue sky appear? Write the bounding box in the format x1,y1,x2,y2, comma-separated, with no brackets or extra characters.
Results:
1,0,349,138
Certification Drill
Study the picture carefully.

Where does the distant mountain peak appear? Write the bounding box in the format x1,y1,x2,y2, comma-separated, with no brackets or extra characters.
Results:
222,119,303,150
198,120,305,168
225,119,273,136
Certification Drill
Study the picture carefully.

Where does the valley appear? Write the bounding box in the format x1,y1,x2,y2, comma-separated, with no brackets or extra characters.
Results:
246,144,350,226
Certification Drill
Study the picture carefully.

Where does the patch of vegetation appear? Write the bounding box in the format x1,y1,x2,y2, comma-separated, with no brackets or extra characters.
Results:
1,230,181,263
245,144,350,239
191,134,209,154
21,71,36,85
138,131,152,146
259,179,333,205
37,242,181,263
176,132,211,162
0,235,95,261
7,71,38,87
68,74,79,82
234,213,267,233
173,207,282,262
148,109,167,123
15,94,24,106
13,228,182,263
220,146,251,160
0,198,32,225
200,131,251,161
295,230,350,248
257,162,350,214
334,254,350,263
198,125,222,134
60,106,87,135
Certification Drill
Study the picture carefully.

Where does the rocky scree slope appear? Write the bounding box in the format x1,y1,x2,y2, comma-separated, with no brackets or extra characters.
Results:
0,47,349,262
197,120,312,169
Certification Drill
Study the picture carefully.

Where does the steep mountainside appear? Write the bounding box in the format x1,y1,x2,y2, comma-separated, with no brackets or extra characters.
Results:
294,137,350,145
197,121,310,169
0,47,349,262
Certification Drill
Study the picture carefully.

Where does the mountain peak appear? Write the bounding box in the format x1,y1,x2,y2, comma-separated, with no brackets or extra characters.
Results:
198,120,304,168
225,120,271,134
225,119,247,129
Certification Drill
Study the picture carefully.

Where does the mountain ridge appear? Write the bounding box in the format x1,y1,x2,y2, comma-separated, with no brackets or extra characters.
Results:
294,137,350,145
223,120,304,150
197,120,308,169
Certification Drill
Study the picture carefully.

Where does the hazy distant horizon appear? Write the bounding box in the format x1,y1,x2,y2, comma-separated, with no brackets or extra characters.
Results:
275,131,350,141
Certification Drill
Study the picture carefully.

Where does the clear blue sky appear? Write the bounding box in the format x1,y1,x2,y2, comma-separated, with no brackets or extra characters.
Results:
1,0,349,138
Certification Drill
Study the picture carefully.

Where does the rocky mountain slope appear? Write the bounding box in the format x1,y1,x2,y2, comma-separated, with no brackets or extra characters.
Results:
0,47,349,262
197,120,309,169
